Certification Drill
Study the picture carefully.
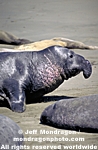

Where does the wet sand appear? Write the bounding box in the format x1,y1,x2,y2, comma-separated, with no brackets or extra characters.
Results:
0,0,98,149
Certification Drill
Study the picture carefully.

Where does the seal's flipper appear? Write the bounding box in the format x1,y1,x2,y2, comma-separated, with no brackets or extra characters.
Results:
10,98,26,113
8,90,26,113
3,91,26,113
2,78,26,113
0,89,25,112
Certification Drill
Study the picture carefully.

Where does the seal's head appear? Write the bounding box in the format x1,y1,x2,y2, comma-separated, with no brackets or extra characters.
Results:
53,46,92,80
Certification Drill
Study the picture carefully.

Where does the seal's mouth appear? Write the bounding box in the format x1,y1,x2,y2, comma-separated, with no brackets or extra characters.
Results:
69,68,81,77
65,68,81,80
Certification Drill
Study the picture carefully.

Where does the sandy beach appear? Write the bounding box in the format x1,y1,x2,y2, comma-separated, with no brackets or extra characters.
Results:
0,0,98,150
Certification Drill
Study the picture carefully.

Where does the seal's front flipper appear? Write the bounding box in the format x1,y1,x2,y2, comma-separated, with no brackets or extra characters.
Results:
6,89,26,113
3,91,26,113
2,78,26,113
0,89,26,112
10,98,26,113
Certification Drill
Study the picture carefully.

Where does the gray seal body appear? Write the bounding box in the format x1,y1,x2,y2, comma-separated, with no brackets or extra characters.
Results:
40,95,98,133
0,115,24,149
0,46,92,112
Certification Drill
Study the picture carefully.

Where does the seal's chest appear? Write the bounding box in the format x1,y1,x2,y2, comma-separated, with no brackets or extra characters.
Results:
32,65,63,94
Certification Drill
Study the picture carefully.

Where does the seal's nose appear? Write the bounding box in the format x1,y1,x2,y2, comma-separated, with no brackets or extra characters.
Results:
83,60,92,79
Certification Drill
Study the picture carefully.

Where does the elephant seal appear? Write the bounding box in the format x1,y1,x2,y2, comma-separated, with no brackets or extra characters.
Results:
14,37,98,51
0,30,98,50
0,46,92,113
0,30,31,45
0,115,24,149
40,95,98,133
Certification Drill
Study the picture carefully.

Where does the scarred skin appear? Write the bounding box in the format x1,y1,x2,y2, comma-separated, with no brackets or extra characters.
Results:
0,46,92,112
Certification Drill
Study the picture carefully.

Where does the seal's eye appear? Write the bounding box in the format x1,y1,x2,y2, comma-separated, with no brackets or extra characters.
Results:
68,51,74,58
69,54,73,58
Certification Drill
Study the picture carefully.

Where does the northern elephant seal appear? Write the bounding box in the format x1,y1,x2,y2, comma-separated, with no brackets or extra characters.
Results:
0,46,92,112
0,30,31,45
0,115,24,149
40,95,98,133
14,37,98,51
0,30,98,50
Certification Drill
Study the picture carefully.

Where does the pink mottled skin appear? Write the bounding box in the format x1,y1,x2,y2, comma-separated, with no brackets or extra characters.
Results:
0,46,92,112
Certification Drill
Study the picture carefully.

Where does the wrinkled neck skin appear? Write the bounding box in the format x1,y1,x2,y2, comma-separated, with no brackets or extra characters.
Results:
27,49,66,95
26,46,92,97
